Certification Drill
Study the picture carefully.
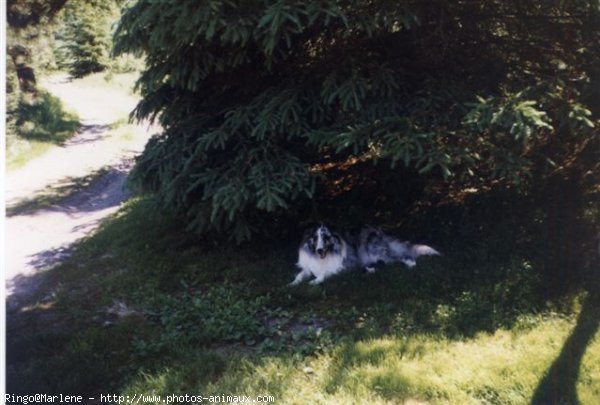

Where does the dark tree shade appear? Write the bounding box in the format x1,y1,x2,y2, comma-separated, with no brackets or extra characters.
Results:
7,0,68,29
7,0,69,94
114,0,599,242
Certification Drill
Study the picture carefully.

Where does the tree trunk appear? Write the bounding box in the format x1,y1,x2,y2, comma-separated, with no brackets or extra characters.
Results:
8,45,38,94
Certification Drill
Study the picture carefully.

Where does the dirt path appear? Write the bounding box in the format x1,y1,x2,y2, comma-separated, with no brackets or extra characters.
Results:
5,74,157,308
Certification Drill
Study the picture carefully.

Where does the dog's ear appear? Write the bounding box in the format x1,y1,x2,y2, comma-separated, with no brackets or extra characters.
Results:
302,227,314,238
300,225,318,242
319,220,336,232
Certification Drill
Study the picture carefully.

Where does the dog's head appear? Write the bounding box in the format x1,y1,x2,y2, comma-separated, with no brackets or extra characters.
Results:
301,224,341,259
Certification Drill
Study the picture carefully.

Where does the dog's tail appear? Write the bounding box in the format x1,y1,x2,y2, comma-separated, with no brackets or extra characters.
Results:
386,239,440,268
411,244,441,257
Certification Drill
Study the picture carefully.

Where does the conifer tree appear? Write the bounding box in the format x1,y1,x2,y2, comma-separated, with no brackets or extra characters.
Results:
61,1,118,78
114,0,599,242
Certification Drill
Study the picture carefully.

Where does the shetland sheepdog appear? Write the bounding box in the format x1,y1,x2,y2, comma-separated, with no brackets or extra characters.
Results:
289,224,440,285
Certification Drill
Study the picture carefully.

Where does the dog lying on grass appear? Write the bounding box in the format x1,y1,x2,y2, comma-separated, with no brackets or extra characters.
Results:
289,224,440,286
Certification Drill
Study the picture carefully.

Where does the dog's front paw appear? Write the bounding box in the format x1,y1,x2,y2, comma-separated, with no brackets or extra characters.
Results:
365,266,376,274
309,278,324,285
401,258,417,268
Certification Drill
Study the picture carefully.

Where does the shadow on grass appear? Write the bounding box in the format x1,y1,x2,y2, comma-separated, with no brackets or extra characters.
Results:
531,291,600,405
5,188,599,400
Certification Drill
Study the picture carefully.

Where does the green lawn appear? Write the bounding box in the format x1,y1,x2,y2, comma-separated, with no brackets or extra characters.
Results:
6,191,599,404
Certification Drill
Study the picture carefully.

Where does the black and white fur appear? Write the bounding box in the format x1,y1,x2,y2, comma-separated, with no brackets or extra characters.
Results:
289,224,440,285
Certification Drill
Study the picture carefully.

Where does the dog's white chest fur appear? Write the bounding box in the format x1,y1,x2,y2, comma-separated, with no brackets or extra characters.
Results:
292,242,347,285
297,248,345,277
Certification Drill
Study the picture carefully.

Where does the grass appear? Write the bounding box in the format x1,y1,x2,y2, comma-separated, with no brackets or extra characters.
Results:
6,189,600,404
72,71,139,96
108,119,138,142
6,90,81,170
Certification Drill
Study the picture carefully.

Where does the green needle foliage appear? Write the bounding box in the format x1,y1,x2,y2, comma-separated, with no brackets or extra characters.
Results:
114,0,599,242
60,0,120,78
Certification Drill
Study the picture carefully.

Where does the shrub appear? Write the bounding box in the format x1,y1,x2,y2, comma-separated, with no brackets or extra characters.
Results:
14,90,79,142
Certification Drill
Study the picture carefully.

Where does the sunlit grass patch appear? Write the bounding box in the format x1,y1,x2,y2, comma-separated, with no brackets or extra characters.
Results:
6,138,62,171
317,323,572,403
108,122,137,142
119,315,599,404
72,71,139,96
579,332,600,404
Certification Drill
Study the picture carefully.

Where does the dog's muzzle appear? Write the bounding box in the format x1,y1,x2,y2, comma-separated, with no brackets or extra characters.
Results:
316,248,326,259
